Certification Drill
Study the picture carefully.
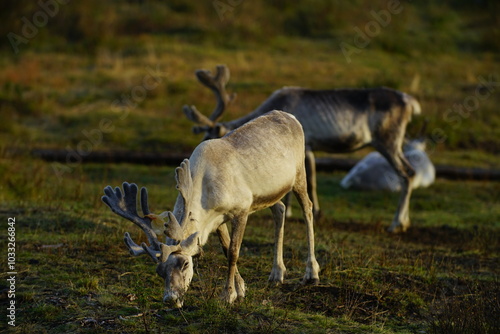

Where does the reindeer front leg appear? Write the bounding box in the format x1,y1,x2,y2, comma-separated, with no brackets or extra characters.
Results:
374,144,415,233
388,153,414,233
269,201,286,284
221,213,248,304
216,224,245,299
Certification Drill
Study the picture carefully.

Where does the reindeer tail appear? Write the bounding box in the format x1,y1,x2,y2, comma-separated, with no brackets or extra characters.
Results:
403,93,422,116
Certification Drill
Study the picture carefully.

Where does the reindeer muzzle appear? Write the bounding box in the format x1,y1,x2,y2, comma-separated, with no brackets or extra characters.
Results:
163,291,183,308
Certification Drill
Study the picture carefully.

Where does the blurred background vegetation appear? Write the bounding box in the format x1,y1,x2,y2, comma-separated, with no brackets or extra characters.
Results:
0,0,499,164
1,0,499,53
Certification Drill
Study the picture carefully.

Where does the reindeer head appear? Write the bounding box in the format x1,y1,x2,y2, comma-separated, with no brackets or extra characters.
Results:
183,64,235,140
102,161,200,307
153,230,199,308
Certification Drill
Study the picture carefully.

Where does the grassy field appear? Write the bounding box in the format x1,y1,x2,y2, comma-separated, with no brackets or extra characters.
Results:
1,1,499,333
0,158,498,333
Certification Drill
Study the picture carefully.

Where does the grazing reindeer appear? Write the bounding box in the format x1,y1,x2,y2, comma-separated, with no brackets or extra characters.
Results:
102,111,320,307
340,138,435,191
183,65,422,232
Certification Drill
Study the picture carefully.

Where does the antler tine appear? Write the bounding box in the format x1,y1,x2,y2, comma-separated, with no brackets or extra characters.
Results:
140,187,150,216
102,182,162,262
124,232,147,256
183,104,215,130
195,64,235,123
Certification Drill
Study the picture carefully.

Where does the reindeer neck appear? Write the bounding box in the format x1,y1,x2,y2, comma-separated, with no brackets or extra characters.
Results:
171,178,225,249
221,87,297,131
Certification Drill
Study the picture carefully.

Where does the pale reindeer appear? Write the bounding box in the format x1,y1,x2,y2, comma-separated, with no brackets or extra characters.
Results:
102,110,320,308
340,138,435,191
183,65,422,232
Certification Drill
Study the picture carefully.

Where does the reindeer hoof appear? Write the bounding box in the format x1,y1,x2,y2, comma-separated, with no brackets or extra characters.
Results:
220,289,238,304
268,265,286,285
235,277,246,298
302,260,320,285
387,221,409,233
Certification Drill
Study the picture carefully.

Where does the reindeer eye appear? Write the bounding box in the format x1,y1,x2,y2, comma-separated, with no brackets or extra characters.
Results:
181,261,189,271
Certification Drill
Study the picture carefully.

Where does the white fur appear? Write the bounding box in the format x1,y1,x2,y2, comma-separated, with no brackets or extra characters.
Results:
341,140,435,191
163,110,320,305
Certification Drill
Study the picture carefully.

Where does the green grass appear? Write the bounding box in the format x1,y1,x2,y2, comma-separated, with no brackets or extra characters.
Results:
0,6,499,164
0,157,498,333
1,43,498,166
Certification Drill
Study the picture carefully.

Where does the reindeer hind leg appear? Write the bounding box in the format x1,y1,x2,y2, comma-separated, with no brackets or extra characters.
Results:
305,149,321,221
293,169,320,285
284,149,319,220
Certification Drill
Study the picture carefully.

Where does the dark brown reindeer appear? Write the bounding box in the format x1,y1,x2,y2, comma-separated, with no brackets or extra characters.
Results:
183,65,422,232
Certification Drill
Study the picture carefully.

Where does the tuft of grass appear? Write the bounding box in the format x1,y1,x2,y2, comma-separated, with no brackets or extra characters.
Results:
75,276,100,295
31,303,61,323
428,282,500,334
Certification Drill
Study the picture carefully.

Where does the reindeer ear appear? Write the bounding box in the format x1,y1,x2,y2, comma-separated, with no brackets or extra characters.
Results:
174,159,194,228
180,232,200,256
164,212,184,241
175,160,193,204
160,243,181,262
